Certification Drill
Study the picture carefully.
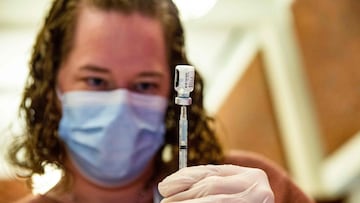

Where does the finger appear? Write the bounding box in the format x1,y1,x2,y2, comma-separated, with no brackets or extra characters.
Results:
159,165,252,197
161,170,272,202
161,191,273,203
161,194,248,203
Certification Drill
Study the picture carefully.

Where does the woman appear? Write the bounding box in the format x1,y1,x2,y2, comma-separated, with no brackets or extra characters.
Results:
8,0,314,202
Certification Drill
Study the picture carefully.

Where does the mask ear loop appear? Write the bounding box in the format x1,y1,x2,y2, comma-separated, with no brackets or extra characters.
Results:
56,88,63,101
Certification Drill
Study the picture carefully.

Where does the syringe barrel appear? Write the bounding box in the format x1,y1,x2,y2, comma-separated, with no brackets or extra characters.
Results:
179,106,188,169
174,65,194,169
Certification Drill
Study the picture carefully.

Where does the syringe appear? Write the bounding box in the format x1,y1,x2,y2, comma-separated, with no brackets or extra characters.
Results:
174,65,195,169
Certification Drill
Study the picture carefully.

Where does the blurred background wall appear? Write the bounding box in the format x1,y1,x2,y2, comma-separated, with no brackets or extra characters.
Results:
213,0,360,202
0,0,359,202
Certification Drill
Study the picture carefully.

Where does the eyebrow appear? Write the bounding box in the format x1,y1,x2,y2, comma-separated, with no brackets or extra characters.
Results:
137,71,164,78
79,65,110,73
79,64,165,78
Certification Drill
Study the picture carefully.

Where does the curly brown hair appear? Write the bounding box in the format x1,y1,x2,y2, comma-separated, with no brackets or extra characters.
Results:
8,0,224,189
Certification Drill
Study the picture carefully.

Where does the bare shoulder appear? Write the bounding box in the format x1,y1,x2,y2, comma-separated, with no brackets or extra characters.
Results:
224,149,287,175
14,194,57,203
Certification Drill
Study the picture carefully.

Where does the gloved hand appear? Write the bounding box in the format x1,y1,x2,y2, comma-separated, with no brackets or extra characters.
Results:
158,164,274,203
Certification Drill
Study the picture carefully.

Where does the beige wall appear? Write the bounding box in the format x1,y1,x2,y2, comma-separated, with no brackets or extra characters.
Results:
215,0,360,202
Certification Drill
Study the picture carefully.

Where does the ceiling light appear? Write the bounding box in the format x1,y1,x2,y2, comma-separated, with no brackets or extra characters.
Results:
173,0,217,20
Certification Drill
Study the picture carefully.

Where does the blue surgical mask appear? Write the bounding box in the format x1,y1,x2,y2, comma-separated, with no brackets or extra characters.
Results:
58,89,168,187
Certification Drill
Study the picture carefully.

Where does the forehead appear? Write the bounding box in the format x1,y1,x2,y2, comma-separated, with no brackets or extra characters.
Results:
66,5,167,68
75,5,164,40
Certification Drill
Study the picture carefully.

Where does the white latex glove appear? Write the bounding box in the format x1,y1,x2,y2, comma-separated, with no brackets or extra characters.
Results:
158,164,274,203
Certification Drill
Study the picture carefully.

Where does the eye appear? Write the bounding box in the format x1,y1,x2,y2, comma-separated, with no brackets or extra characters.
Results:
131,82,159,94
85,77,108,90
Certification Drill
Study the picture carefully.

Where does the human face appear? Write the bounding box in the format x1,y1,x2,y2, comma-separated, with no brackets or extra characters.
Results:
57,6,170,98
